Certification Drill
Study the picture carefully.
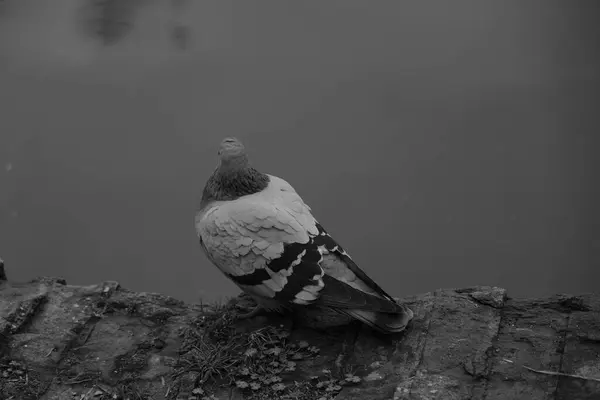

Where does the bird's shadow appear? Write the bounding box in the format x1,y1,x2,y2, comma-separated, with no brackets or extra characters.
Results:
230,293,412,347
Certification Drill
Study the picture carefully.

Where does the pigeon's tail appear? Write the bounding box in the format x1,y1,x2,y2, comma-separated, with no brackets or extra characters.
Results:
339,303,414,334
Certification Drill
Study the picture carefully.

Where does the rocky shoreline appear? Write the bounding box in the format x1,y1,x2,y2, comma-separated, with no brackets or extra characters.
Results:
0,262,598,399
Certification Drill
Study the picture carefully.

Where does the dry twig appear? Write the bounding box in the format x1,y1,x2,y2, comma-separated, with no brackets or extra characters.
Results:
523,366,600,383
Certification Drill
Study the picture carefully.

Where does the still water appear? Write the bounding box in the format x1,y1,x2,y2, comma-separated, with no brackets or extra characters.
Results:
0,0,598,303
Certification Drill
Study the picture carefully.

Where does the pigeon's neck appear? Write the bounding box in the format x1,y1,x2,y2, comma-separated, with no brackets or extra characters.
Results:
200,163,270,209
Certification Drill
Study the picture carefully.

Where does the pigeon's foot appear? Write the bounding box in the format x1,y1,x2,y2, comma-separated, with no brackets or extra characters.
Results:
235,305,267,320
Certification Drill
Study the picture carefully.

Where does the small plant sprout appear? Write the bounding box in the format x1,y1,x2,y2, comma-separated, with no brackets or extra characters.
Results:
244,348,258,357
235,380,249,389
325,383,343,392
264,376,282,384
344,373,361,384
284,361,296,372
192,387,205,395
264,346,282,356
276,331,290,339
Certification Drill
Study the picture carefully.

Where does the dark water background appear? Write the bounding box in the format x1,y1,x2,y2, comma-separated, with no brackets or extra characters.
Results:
1,0,599,303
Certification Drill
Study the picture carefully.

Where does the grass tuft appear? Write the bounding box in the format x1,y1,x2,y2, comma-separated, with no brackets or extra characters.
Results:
171,297,364,400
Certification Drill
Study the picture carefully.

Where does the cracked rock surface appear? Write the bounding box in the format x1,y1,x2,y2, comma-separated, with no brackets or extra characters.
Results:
0,273,598,400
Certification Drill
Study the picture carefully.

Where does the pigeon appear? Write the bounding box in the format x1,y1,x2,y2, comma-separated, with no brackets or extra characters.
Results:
195,137,414,333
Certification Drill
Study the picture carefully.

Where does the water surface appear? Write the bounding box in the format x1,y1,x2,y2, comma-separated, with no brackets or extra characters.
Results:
0,0,598,302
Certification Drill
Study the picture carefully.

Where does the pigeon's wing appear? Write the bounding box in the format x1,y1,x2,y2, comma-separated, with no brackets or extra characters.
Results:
196,193,403,313
308,223,414,332
311,223,398,303
196,194,325,305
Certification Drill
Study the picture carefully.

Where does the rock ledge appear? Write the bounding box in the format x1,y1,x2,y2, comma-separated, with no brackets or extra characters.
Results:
0,270,599,399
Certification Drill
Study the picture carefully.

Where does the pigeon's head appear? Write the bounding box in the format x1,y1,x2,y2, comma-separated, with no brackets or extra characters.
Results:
200,137,269,206
218,137,246,163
